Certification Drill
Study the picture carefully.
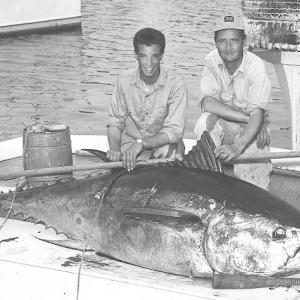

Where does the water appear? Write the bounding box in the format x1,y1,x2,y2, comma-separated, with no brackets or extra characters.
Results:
0,0,291,147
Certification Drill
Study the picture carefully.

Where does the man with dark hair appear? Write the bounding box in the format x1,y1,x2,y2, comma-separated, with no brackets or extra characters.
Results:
194,15,272,190
107,28,188,171
133,27,165,54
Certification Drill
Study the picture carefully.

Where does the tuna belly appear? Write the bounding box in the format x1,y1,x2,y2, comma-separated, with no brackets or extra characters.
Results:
90,207,213,278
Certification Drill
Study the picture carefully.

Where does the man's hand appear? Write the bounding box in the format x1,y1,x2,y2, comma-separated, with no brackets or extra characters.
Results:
214,143,244,162
256,125,270,149
106,149,122,161
121,141,144,171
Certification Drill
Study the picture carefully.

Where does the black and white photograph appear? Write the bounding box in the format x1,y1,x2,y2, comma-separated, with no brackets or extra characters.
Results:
0,0,300,299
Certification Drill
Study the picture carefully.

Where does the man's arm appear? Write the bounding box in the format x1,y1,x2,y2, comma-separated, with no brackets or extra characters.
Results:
202,97,269,152
122,116,169,171
107,126,122,161
106,75,128,161
159,76,188,143
125,114,170,148
202,96,250,123
214,108,265,161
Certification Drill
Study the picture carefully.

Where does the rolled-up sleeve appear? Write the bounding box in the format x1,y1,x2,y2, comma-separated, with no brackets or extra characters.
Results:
106,77,128,131
160,77,188,143
199,63,221,105
248,72,271,111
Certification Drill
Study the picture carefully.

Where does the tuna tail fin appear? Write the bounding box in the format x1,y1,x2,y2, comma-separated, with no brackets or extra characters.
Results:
80,149,111,162
170,131,223,173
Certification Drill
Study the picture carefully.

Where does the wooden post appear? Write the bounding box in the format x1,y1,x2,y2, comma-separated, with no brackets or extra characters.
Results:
253,50,300,150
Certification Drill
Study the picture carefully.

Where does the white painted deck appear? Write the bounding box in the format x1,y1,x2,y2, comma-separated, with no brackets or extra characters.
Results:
1,217,300,300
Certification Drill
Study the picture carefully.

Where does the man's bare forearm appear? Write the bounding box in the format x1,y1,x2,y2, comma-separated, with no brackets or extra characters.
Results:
124,115,170,149
202,96,249,123
236,108,265,151
107,126,122,151
142,133,169,149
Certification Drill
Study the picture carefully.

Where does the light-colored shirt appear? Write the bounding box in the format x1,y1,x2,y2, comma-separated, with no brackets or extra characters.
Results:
199,49,271,115
107,66,188,145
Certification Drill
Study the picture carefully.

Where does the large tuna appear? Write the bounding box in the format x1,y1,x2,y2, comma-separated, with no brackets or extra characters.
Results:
1,132,300,288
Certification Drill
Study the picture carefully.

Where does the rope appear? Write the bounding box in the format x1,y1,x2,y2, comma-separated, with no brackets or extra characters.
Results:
0,179,20,231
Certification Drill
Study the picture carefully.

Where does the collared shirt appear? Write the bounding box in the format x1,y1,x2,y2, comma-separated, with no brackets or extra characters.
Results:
199,49,271,115
107,66,188,145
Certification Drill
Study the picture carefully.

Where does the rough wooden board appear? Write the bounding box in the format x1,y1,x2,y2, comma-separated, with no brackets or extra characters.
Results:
0,154,105,189
0,218,300,300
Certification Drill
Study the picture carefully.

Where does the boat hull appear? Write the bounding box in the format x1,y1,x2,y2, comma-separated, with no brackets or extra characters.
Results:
0,0,81,36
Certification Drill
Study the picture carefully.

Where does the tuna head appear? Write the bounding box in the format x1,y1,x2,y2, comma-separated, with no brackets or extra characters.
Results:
204,209,300,276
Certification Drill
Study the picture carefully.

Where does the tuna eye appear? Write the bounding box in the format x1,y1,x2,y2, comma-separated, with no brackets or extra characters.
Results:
273,227,286,239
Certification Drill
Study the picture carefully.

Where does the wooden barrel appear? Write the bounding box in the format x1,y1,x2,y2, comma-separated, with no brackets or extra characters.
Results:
23,124,73,186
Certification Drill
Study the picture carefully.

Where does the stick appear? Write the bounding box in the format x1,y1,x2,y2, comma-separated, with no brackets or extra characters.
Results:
0,157,176,180
76,149,300,162
1,150,300,180
212,272,300,289
231,150,300,163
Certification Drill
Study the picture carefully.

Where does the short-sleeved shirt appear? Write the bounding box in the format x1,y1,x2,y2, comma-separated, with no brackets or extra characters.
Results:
107,66,188,146
199,49,271,116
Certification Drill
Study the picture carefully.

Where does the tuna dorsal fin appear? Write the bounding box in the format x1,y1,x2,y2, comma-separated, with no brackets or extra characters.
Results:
80,149,111,162
33,236,94,251
169,131,223,173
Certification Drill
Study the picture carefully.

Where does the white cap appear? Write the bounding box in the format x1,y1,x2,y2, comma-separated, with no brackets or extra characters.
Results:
215,15,245,32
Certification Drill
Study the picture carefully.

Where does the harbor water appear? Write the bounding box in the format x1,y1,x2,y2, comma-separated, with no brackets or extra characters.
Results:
0,0,291,148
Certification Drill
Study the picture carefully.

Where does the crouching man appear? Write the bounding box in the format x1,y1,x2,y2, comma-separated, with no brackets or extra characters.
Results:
194,15,272,190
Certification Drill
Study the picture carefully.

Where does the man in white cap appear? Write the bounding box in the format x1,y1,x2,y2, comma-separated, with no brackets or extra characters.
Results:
194,15,272,190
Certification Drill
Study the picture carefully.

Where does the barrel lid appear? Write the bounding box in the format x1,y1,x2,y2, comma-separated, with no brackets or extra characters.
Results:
26,124,68,133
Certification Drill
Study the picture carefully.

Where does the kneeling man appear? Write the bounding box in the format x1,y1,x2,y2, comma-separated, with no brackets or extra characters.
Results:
194,15,272,190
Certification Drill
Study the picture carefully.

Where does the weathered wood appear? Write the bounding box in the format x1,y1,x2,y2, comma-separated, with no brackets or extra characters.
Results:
23,124,73,186
282,64,300,151
0,157,176,180
212,272,300,289
232,150,300,163
253,49,300,151
1,151,300,180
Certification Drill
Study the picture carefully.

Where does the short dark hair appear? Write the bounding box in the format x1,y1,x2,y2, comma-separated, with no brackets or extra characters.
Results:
214,29,246,42
133,28,165,54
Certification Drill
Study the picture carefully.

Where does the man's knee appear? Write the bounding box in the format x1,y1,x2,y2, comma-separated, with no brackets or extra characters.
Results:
194,113,220,139
194,113,224,147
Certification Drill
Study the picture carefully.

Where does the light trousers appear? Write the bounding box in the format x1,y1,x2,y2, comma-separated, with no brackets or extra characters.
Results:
194,112,272,190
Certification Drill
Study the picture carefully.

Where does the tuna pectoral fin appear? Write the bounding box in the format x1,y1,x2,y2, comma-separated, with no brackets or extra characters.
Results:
33,235,94,251
122,207,201,223
170,131,223,173
212,272,300,289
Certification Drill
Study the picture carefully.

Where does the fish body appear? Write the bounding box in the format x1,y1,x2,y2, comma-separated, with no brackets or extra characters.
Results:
2,164,300,278
1,133,300,280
